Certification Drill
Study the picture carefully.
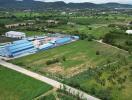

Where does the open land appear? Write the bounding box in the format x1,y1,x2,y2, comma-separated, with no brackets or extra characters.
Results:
0,8,132,100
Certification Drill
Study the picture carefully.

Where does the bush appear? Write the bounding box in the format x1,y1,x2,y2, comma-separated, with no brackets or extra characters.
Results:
97,89,112,100
46,58,59,65
103,33,115,44
62,56,66,61
125,40,132,46
88,27,92,30
46,56,66,65
96,51,100,55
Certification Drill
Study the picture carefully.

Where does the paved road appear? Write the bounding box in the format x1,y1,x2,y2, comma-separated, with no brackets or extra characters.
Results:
0,59,99,100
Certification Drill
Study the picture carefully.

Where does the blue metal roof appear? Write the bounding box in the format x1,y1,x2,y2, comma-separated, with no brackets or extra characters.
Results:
2,40,37,57
12,39,28,44
55,37,71,44
8,42,33,51
39,43,53,50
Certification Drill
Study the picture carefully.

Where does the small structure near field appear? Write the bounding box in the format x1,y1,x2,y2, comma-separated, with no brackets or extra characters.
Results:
126,30,132,35
5,31,26,39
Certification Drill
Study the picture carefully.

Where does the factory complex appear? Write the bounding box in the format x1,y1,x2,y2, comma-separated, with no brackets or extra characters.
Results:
0,33,79,58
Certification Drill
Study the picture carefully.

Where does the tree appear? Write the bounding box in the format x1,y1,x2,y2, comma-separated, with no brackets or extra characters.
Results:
103,33,115,44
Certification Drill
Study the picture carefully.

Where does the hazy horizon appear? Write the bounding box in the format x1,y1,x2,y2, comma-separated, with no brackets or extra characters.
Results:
34,0,132,4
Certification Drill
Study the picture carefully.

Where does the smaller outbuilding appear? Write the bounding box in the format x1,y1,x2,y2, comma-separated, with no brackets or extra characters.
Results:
5,31,26,39
126,30,132,35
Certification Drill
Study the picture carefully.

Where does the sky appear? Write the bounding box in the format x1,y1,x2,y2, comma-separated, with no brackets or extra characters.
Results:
35,0,132,4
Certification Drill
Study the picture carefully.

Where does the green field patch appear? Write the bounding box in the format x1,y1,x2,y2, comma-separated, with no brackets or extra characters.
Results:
61,59,84,69
22,31,45,36
0,66,52,100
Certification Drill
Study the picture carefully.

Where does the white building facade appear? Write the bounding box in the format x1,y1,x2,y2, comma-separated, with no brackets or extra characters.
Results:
5,31,26,38
126,30,132,35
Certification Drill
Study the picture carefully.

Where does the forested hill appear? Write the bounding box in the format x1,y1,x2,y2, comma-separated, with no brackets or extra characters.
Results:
0,0,132,10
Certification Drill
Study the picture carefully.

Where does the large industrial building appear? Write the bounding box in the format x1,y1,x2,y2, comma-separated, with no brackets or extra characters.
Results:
0,40,37,57
5,31,26,39
0,33,79,58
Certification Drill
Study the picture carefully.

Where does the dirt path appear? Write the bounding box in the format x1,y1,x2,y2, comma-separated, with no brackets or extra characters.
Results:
94,39,128,53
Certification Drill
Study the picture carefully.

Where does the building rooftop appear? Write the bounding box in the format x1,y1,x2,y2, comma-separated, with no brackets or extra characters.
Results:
6,31,26,35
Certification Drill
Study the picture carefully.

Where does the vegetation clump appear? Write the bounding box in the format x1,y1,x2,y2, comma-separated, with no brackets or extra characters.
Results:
46,56,66,65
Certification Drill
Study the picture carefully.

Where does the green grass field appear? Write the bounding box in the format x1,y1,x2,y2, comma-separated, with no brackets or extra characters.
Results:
48,24,111,39
13,12,40,17
69,17,115,25
0,66,52,100
10,40,128,77
22,31,45,36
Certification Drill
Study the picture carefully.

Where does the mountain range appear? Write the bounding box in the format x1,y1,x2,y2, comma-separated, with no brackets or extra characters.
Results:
0,0,132,10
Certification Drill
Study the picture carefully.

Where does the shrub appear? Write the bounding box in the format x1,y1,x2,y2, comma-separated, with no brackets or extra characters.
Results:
62,56,66,61
88,27,92,30
125,40,132,46
46,58,59,65
46,56,66,65
96,51,100,55
97,89,112,100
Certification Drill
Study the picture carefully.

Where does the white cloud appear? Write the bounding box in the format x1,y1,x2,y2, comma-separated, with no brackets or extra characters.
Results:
35,0,132,4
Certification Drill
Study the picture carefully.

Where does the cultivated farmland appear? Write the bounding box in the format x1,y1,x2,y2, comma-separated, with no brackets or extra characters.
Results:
11,40,128,78
0,66,52,100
